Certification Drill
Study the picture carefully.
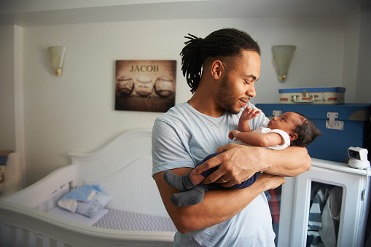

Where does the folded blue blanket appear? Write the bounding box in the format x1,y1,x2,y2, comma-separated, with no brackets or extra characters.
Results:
62,184,103,202
58,184,111,217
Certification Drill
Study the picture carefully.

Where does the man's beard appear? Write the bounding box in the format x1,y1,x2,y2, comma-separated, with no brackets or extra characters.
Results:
216,77,241,115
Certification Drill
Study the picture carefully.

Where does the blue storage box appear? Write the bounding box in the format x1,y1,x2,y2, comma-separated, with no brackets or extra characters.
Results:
255,103,371,163
279,87,346,104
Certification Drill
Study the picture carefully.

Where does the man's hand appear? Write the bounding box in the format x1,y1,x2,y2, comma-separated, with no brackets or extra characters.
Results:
191,142,310,188
190,144,269,187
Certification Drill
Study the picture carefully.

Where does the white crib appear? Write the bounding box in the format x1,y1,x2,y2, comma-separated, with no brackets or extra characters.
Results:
0,128,175,247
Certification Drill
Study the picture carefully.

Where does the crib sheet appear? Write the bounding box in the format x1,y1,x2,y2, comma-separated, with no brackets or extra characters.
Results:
93,208,176,232
49,206,175,232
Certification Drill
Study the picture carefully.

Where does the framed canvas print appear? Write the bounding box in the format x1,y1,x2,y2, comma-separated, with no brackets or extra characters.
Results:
115,60,176,112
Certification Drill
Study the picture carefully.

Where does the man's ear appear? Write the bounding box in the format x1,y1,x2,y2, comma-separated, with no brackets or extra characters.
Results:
289,132,298,141
210,60,224,79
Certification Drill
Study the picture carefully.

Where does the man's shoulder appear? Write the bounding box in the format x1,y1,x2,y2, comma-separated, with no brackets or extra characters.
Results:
154,103,192,130
160,102,187,115
156,102,192,121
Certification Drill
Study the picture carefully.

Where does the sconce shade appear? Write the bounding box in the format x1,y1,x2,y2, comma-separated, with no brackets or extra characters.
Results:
48,46,67,77
272,45,296,82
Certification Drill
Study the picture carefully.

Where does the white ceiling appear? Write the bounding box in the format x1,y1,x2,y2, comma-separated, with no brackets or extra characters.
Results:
0,0,365,27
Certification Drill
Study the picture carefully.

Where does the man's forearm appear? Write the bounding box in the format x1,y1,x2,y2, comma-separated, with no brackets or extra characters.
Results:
154,169,268,233
262,146,311,177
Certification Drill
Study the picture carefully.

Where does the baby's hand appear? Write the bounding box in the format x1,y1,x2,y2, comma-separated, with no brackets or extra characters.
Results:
240,106,260,121
229,130,241,140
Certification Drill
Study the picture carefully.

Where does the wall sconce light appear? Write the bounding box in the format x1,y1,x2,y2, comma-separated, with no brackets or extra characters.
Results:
272,45,296,82
48,46,67,77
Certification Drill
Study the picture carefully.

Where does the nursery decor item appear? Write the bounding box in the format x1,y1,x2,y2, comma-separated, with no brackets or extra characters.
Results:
279,87,346,104
115,60,176,112
48,46,67,77
272,45,296,82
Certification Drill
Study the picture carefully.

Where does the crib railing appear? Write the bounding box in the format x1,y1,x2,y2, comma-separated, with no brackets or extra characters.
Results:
0,222,72,247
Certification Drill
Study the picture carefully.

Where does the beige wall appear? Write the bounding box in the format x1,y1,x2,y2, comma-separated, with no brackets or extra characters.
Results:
356,3,371,102
0,26,15,151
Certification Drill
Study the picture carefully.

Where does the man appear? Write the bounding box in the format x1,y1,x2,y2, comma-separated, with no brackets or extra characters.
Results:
152,28,310,246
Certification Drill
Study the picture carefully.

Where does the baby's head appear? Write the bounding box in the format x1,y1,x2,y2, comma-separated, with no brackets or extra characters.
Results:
268,112,320,147
291,112,321,147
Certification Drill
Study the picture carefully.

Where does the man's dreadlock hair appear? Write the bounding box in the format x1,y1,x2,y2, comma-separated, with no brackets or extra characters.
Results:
180,28,261,93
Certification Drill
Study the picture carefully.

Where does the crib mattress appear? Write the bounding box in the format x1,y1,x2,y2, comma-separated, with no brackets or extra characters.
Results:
93,208,176,232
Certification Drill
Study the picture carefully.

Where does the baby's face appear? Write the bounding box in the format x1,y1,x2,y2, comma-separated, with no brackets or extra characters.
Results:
267,112,304,133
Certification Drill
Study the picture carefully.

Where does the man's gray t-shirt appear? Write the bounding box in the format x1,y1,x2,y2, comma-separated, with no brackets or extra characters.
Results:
152,102,275,247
